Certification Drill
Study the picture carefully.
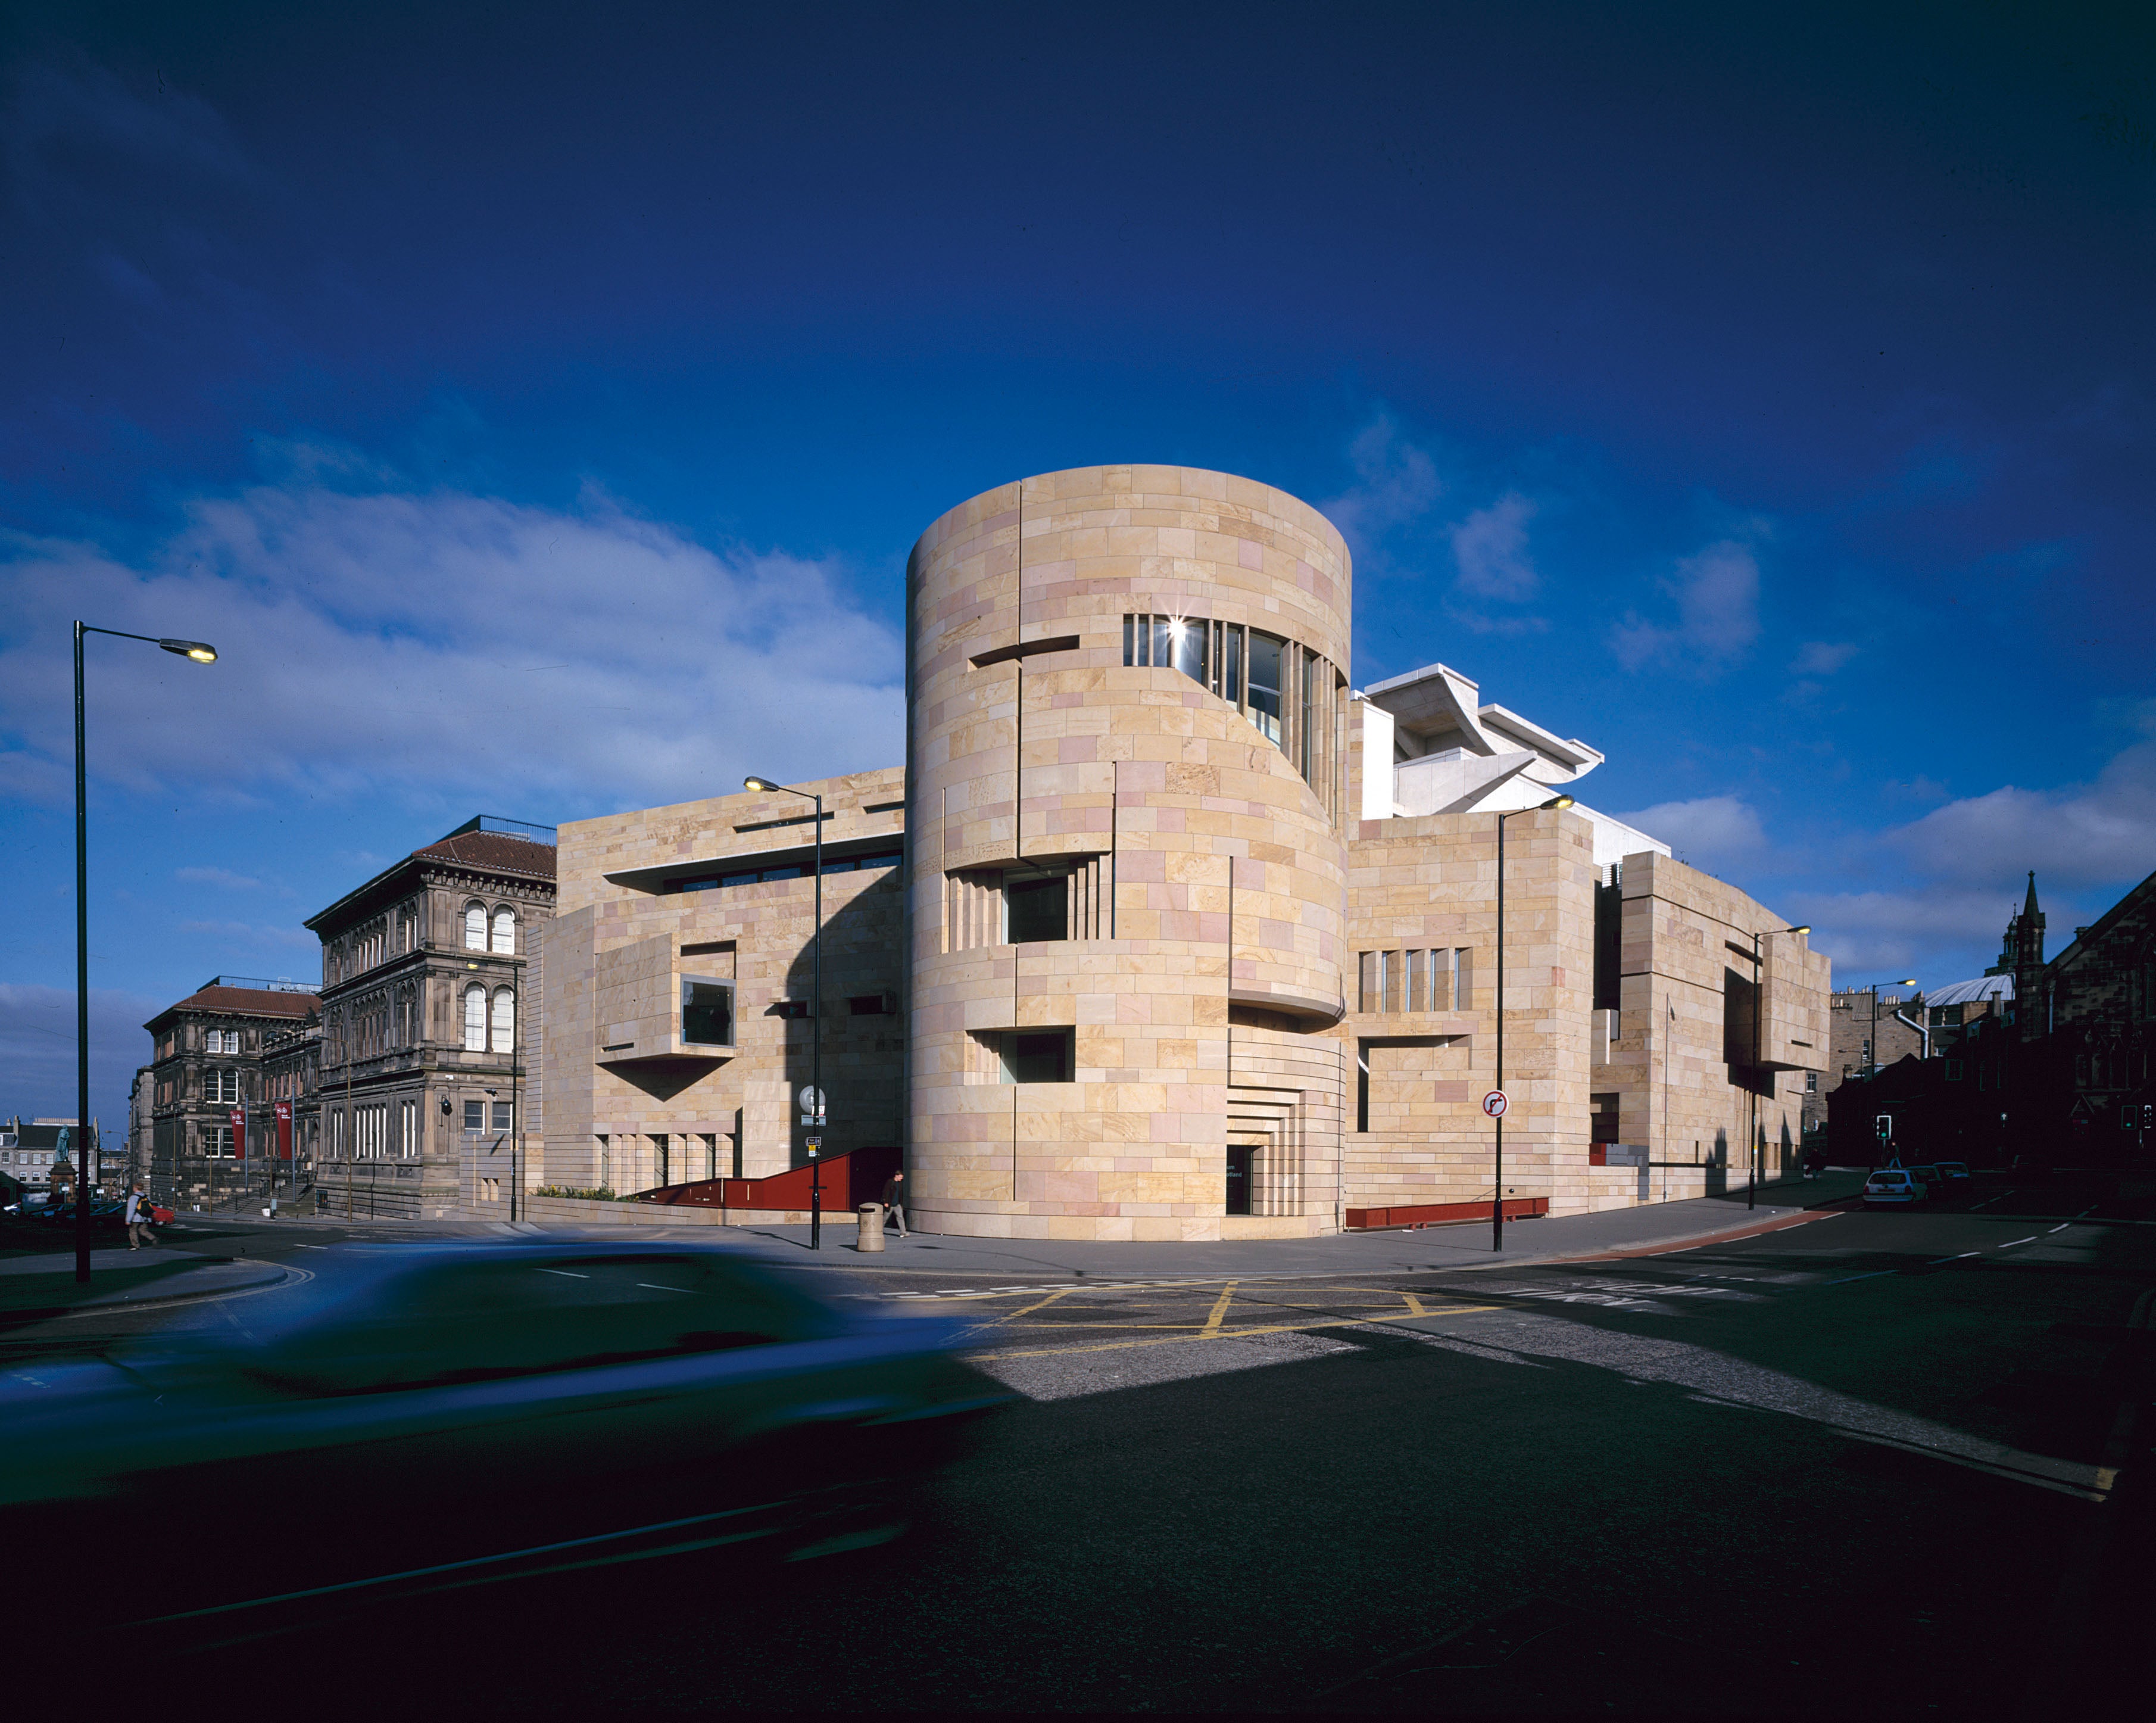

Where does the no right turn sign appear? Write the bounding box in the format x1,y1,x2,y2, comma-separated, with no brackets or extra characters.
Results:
1483,1090,1509,1118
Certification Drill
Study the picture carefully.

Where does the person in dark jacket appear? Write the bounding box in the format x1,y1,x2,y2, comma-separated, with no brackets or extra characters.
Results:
880,1169,909,1239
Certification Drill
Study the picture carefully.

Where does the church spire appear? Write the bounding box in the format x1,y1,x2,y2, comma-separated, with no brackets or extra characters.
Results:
2023,870,2040,921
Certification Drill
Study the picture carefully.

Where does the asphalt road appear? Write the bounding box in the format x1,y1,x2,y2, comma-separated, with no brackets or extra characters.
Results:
14,1176,2154,1713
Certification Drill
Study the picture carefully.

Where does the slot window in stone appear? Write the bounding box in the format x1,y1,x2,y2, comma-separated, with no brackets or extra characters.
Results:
997,1027,1074,1085
1004,869,1070,945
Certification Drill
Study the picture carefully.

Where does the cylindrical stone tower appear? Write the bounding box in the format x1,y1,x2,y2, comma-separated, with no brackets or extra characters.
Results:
905,465,1352,1241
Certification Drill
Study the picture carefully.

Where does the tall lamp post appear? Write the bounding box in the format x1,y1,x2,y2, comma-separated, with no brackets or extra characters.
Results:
1747,925,1811,1210
1493,795,1575,1251
1866,980,1918,1081
74,625,218,1283
744,775,825,1250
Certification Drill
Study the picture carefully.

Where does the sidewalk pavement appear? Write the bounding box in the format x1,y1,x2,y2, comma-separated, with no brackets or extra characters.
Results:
0,1243,290,1321
712,1168,1873,1282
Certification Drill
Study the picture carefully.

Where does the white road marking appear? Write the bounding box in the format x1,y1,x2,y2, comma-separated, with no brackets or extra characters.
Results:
1999,1237,2038,1249
1825,1270,1897,1285
634,1283,689,1292
2049,1223,2071,1233
537,1269,587,1279
1927,1252,1980,1264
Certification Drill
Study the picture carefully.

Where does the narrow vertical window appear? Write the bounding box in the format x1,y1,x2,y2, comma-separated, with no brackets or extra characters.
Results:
1150,616,1172,670
463,985,486,1051
1453,948,1473,1011
491,988,516,1054
1122,615,1135,665
1383,951,1402,1014
1408,948,1428,1013
464,904,486,950
1224,626,1242,708
1359,951,1379,1014
1247,631,1284,747
491,908,514,954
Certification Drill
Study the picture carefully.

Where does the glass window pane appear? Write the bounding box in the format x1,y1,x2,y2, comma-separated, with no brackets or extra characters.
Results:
492,1102,513,1131
1171,618,1206,685
464,986,486,1051
1359,951,1378,1013
491,989,515,1054
760,864,803,883
1004,873,1069,943
719,871,759,887
856,852,900,870
464,905,485,949
1123,615,1135,666
1247,631,1283,747
464,1101,484,1131
1408,948,1428,1013
1225,627,1242,706
1151,616,1171,669
1383,951,1402,1014
492,909,514,953
681,978,734,1047
1000,1029,1072,1084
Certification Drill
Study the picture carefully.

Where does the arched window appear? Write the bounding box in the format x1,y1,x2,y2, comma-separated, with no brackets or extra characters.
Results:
491,907,515,954
464,903,486,951
491,987,516,1054
463,984,486,1051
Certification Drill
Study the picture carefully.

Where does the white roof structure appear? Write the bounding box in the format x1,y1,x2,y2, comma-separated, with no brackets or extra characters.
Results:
1358,661,1670,868
1926,975,2014,1007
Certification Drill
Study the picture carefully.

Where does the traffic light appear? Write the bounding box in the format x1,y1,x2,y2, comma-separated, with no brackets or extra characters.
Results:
1874,1114,1893,1142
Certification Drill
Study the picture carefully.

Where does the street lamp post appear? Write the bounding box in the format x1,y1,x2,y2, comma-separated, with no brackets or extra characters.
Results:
74,625,217,1283
1748,925,1811,1211
1867,980,1918,1082
1493,795,1574,1251
745,775,824,1249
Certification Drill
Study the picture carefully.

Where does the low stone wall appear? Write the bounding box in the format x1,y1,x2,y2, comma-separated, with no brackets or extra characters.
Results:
520,1195,855,1229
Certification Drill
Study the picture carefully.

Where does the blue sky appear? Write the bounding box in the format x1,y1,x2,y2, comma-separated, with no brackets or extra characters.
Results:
4,1,2154,1129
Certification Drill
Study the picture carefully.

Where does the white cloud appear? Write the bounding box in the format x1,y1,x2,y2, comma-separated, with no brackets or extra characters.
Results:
1884,724,2156,889
1791,640,1858,676
1611,795,1766,867
1323,412,1442,549
1781,888,2020,977
1609,538,1762,675
0,475,905,811
1449,492,1539,602
176,867,261,889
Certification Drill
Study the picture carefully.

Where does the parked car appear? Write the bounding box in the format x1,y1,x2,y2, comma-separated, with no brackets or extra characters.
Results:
2,1240,1010,1644
1906,1165,1945,1197
1863,1168,1928,1206
1932,1161,1971,1185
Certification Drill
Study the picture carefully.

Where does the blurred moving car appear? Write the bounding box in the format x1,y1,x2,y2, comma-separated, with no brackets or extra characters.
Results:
1862,1168,1928,1207
1933,1161,1971,1185
1906,1165,1945,1198
2,1241,1009,1640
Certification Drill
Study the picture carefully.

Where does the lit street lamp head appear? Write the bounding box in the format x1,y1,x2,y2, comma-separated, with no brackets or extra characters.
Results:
1537,795,1575,811
158,638,218,663
743,775,776,792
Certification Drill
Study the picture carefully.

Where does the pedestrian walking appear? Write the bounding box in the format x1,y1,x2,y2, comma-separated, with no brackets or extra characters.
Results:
124,1182,158,1251
881,1169,909,1239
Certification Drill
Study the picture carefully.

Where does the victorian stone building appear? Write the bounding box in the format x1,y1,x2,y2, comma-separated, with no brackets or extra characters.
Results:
540,466,1829,1239
304,818,556,1219
143,979,319,1207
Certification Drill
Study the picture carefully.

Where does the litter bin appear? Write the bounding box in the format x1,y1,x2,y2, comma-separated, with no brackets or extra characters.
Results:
856,1202,887,1252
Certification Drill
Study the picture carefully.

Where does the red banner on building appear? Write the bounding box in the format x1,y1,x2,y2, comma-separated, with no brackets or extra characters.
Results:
274,1099,293,1161
229,1105,246,1160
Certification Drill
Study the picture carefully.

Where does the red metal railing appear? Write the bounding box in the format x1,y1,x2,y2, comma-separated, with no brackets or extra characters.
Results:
1345,1197,1547,1231
634,1145,903,1213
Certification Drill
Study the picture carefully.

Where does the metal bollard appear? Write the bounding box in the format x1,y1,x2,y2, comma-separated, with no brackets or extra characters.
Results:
856,1202,887,1252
